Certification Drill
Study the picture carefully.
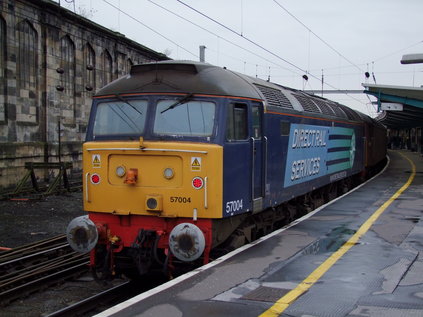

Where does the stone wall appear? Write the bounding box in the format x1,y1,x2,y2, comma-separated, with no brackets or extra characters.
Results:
0,0,168,189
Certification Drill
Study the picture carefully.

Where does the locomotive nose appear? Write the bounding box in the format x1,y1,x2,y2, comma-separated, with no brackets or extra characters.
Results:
169,223,205,262
66,215,98,253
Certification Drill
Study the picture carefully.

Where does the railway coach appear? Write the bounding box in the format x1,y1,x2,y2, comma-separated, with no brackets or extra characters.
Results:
66,61,386,279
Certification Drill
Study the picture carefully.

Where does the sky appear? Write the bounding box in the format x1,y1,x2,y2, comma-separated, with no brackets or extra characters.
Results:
56,0,423,117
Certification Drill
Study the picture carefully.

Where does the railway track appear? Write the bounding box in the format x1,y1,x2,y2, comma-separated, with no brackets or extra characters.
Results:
45,273,168,317
0,234,89,306
45,281,132,317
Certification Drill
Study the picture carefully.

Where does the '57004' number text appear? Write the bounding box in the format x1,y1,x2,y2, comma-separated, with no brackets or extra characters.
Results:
226,199,243,214
170,196,191,203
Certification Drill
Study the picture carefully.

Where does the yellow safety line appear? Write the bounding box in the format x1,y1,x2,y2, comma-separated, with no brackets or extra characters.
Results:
259,152,416,317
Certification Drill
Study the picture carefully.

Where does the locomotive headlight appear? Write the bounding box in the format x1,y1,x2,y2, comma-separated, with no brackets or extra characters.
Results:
147,198,158,209
163,167,174,179
145,194,163,211
116,165,126,177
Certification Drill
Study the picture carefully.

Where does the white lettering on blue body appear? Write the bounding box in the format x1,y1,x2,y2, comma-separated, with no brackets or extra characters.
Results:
226,199,243,214
292,129,327,149
291,157,321,181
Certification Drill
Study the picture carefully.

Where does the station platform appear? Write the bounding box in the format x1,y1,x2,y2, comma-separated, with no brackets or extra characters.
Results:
97,150,423,317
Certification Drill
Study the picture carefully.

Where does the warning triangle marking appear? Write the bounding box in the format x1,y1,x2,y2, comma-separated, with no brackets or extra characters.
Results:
192,159,200,167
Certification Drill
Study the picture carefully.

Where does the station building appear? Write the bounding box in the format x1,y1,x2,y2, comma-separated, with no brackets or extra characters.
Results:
363,84,423,154
0,0,168,189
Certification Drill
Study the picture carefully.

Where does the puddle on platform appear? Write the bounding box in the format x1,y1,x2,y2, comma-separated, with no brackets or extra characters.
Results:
404,216,420,223
405,170,423,174
302,226,356,255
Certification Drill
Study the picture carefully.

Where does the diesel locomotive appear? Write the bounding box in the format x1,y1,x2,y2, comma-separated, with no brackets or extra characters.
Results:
66,60,386,279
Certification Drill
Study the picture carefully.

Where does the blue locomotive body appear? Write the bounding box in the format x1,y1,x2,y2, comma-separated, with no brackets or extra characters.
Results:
222,103,367,219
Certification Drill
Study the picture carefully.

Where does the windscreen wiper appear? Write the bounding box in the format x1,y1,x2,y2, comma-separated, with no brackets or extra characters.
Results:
160,93,194,114
115,94,142,116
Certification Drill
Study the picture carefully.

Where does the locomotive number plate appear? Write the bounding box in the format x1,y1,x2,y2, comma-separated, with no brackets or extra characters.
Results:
226,199,243,214
170,196,191,203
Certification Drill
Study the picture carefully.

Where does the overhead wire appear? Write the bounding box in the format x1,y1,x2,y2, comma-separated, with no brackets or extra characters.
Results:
146,0,297,75
59,0,286,74
74,0,370,113
371,40,423,63
303,40,423,91
175,0,307,75
205,46,277,75
175,0,368,107
97,0,364,97
270,0,375,113
101,0,198,58
272,0,365,74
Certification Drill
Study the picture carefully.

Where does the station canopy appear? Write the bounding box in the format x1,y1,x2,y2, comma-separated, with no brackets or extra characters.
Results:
363,84,423,129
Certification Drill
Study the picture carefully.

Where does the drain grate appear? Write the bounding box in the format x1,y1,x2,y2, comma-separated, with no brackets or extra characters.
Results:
241,286,291,302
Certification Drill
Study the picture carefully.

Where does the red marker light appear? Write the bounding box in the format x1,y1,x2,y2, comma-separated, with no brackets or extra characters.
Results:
192,177,204,189
91,173,100,184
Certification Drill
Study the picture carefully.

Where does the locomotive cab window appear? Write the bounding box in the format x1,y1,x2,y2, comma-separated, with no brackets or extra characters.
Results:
226,103,248,141
252,104,262,139
93,99,148,137
154,99,215,137
280,121,290,136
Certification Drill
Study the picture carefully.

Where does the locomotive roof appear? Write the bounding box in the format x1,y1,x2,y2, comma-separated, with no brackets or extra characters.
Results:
96,60,261,99
96,60,369,122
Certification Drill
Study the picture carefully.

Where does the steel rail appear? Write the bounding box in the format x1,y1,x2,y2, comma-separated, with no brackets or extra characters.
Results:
0,235,68,261
0,234,90,306
0,253,86,287
0,243,70,270
0,261,89,305
45,281,132,317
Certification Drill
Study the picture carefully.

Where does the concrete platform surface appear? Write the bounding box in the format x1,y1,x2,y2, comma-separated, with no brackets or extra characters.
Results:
97,150,423,317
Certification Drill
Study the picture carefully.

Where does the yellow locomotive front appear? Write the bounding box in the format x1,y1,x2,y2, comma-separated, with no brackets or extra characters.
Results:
83,139,222,220
67,93,224,278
